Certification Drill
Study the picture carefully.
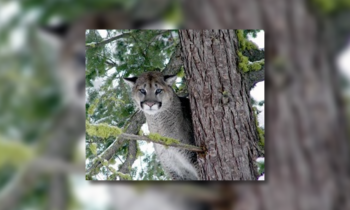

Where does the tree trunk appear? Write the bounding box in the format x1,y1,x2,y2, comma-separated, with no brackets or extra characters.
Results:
179,30,262,181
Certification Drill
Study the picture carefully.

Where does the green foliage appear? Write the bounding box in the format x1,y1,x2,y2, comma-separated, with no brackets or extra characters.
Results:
86,174,92,180
248,59,264,72
237,51,249,72
89,143,98,155
176,67,185,78
236,30,263,73
258,100,265,106
138,153,168,180
249,62,261,71
109,158,116,165
236,30,246,50
115,172,132,180
136,142,144,158
251,97,258,106
85,30,177,129
252,105,265,150
257,127,265,148
102,159,109,166
87,98,99,116
236,30,259,51
247,59,265,71
243,30,261,38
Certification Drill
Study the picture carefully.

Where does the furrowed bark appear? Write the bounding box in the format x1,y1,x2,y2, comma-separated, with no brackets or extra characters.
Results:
179,30,262,180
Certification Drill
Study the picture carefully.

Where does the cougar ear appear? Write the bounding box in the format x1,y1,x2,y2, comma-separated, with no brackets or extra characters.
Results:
164,75,177,86
123,77,138,88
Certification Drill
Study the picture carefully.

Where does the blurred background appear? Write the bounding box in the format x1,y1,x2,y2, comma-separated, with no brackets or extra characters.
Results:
0,0,349,210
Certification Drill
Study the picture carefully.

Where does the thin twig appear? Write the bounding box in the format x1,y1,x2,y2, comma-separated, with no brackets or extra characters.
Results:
86,32,134,49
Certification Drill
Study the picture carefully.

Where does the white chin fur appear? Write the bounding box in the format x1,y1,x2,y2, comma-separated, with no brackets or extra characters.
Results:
142,104,160,115
143,109,159,115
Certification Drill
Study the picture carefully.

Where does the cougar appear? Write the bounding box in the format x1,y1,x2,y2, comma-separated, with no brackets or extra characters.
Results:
124,71,198,180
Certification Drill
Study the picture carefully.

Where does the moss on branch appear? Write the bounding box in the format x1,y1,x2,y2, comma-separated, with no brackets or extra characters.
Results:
86,122,123,139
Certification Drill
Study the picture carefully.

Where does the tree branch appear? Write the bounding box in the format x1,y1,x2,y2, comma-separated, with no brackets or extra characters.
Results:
244,66,265,90
145,31,171,56
86,111,145,176
120,133,204,152
117,140,137,180
242,48,265,62
241,47,265,90
130,33,148,59
86,131,204,178
86,32,133,49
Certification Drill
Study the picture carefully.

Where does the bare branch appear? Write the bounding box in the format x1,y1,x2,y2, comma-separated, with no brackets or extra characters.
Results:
86,32,134,49
244,66,265,90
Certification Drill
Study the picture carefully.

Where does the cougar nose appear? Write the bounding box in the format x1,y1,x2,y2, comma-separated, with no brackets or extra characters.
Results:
145,102,156,107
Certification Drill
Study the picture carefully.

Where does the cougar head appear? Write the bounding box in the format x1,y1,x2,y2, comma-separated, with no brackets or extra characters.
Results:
124,71,177,115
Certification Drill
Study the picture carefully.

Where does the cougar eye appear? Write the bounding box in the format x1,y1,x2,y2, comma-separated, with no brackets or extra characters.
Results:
155,89,163,94
139,89,146,94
